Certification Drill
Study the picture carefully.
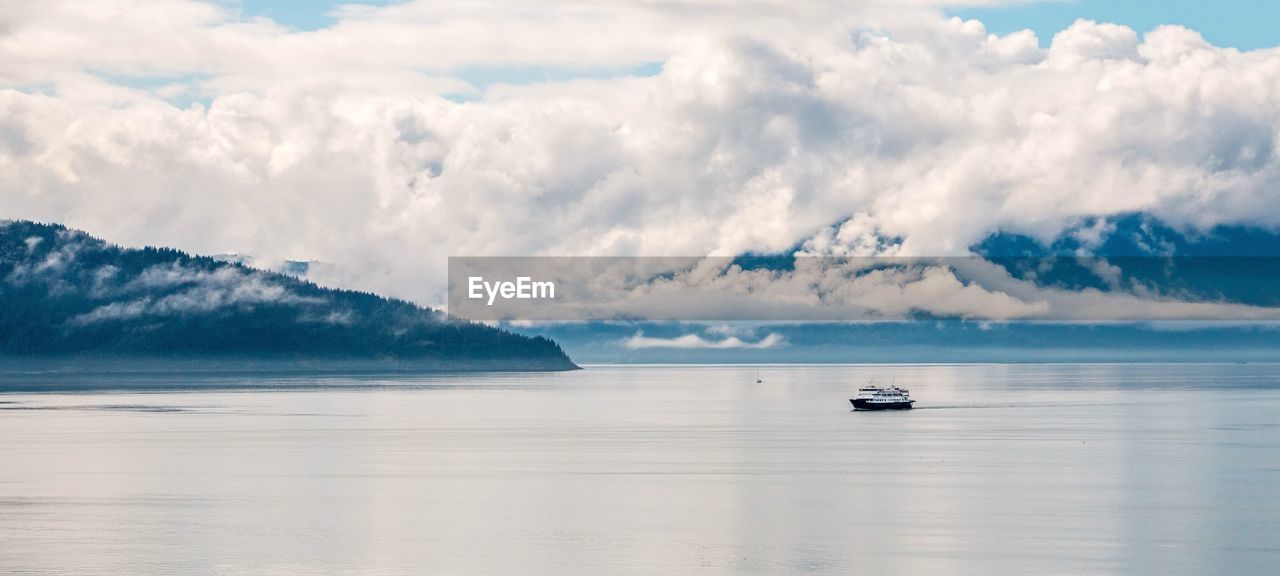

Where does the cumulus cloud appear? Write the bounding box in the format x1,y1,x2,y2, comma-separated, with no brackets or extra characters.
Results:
623,330,786,350
2,2,1280,310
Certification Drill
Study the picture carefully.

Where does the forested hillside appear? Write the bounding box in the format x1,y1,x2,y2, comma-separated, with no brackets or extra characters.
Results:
0,221,575,370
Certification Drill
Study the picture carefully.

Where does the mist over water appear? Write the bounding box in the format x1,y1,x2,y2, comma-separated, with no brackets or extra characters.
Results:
3,364,1279,575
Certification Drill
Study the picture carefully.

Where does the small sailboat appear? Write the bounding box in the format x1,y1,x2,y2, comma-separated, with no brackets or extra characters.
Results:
755,368,763,384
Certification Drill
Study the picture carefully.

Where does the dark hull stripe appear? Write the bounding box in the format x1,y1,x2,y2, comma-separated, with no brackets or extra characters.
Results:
849,399,914,410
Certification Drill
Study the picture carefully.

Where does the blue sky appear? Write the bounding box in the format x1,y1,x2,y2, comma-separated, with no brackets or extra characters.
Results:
952,1,1280,50
233,0,397,30
235,0,1280,51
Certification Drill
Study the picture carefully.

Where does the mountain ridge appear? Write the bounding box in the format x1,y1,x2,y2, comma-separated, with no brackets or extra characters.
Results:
0,220,577,371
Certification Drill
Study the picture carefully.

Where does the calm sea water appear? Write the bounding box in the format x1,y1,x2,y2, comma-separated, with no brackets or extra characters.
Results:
2,363,1279,576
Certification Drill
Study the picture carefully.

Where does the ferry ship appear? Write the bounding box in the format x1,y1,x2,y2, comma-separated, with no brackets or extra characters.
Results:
850,382,914,410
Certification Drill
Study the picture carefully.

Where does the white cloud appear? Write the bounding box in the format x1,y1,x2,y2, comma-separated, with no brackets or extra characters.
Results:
2,3,1280,311
622,330,786,350
64,261,325,325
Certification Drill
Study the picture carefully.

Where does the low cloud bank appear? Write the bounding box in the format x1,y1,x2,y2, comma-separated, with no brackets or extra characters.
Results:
450,257,1280,322
623,331,786,350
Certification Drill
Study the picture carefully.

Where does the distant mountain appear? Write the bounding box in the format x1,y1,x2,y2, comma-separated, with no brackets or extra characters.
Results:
972,213,1280,307
505,213,1280,364
973,213,1280,258
0,221,576,370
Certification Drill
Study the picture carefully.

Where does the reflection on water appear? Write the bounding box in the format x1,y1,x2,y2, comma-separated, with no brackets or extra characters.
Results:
2,364,1279,575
